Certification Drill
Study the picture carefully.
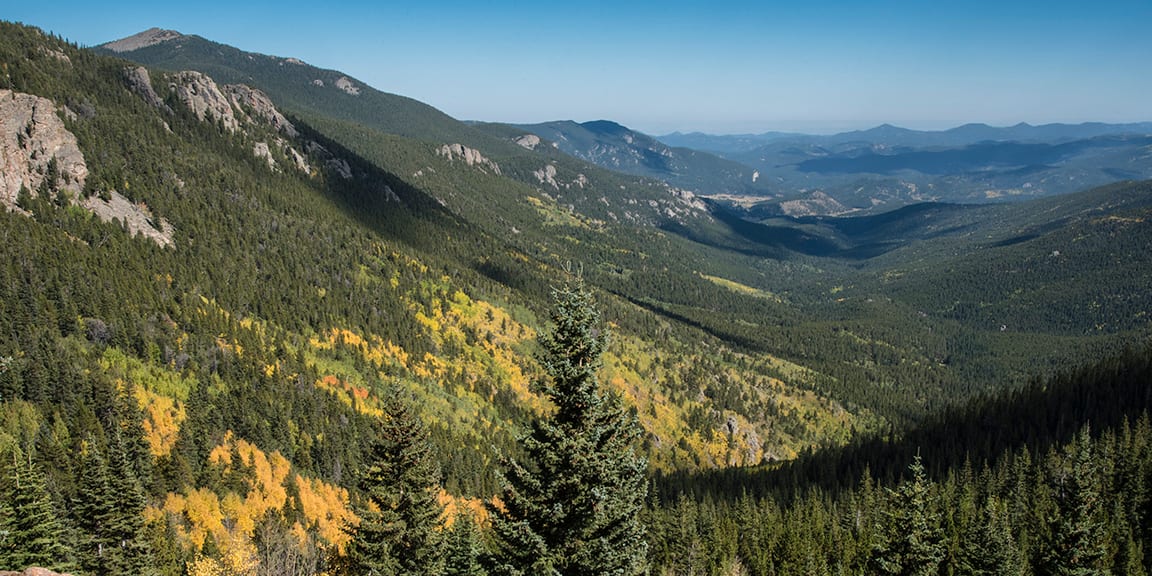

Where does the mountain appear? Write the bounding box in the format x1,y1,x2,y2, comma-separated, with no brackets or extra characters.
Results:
655,122,1152,216
660,121,1152,155
96,27,492,147
657,130,803,155
475,119,774,196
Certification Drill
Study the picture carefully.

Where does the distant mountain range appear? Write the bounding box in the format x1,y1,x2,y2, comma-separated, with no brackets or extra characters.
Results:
480,119,1152,216
660,122,1152,154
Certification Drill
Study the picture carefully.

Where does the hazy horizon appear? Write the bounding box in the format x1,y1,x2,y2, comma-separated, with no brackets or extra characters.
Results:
7,0,1151,136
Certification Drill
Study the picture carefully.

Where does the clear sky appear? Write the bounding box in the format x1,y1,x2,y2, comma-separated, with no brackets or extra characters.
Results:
6,0,1151,135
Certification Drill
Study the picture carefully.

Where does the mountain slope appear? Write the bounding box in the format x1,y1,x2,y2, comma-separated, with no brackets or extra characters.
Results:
96,27,492,148
477,119,774,196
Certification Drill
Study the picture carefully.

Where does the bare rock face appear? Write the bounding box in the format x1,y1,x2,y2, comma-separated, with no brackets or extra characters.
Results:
0,89,88,208
533,164,559,189
102,27,182,52
287,145,311,175
0,90,172,246
0,567,75,576
124,66,171,112
334,76,360,96
82,191,174,247
224,84,297,137
168,71,239,132
514,134,541,150
437,143,501,175
253,142,277,170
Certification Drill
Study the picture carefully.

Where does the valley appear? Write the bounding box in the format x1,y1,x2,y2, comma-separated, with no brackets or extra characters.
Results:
0,20,1149,576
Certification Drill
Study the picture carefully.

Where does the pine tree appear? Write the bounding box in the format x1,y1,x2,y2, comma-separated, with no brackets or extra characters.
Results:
0,448,76,573
869,455,944,576
1039,428,1108,576
74,437,116,574
444,512,487,576
73,433,153,575
488,279,648,576
344,393,444,576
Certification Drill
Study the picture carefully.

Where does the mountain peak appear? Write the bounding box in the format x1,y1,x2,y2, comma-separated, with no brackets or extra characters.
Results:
581,119,631,135
101,27,183,53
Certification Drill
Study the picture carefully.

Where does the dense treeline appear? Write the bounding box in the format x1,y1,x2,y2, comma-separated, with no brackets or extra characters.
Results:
648,420,1152,575
647,344,1152,574
659,341,1152,501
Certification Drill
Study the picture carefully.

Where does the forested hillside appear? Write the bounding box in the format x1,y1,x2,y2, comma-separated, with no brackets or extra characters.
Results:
1,20,1151,576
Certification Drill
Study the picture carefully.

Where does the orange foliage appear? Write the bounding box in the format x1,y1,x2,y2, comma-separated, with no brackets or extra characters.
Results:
437,489,488,527
315,374,381,418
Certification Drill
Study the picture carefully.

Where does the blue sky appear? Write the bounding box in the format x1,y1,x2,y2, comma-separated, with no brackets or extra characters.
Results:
7,1,1151,134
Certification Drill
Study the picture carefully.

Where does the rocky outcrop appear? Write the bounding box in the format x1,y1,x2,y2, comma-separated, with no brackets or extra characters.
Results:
532,165,590,191
334,76,360,96
0,89,88,208
224,84,297,137
1,89,173,246
253,142,277,170
514,134,541,150
437,143,501,175
0,567,75,576
168,71,239,132
82,190,175,247
124,66,171,112
533,164,559,189
102,27,182,52
286,145,311,174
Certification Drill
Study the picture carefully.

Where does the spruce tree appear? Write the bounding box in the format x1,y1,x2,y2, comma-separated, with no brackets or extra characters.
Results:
869,455,944,576
0,448,76,573
488,279,648,575
444,512,487,576
344,393,444,576
73,433,153,575
1040,428,1108,576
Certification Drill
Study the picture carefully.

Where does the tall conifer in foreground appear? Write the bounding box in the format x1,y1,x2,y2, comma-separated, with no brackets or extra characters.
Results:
343,392,444,576
488,279,648,575
0,448,76,573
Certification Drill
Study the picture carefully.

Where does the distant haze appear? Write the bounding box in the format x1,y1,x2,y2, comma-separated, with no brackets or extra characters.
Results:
9,0,1151,135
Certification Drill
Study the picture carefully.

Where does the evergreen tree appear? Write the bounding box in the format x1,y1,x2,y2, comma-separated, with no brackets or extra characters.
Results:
869,455,945,576
0,448,76,573
73,433,153,575
344,392,444,576
444,512,487,576
74,437,115,574
957,496,1021,576
488,279,648,576
1039,429,1108,576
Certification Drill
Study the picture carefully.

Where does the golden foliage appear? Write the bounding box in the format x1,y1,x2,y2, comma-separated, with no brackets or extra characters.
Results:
437,489,488,527
154,431,355,564
136,386,185,456
186,530,259,576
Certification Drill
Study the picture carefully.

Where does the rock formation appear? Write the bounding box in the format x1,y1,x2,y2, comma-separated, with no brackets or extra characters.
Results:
514,134,541,150
124,66,171,112
0,89,88,207
225,84,297,137
437,143,501,175
82,191,175,247
168,71,239,132
533,164,559,189
1,89,173,246
334,76,360,96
